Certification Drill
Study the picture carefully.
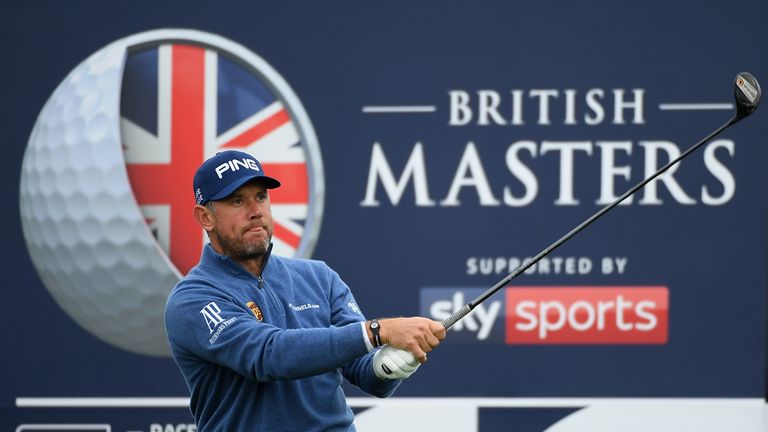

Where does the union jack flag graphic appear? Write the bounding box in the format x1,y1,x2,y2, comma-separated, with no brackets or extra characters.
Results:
120,43,316,275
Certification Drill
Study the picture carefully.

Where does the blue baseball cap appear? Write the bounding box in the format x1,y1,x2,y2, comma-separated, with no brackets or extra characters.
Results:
193,150,281,205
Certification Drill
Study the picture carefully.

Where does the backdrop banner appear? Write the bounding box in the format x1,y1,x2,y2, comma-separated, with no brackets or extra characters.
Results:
4,1,767,431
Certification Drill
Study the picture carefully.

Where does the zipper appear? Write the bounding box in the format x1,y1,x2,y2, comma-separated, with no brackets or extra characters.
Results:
256,273,285,316
255,243,273,290
254,243,283,315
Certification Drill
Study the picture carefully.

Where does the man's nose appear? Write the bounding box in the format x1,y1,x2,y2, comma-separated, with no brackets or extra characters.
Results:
249,200,264,218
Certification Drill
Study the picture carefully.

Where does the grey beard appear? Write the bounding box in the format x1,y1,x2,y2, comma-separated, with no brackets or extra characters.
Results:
213,230,271,261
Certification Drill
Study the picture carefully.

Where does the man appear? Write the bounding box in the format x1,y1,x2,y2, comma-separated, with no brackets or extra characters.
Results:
165,150,446,431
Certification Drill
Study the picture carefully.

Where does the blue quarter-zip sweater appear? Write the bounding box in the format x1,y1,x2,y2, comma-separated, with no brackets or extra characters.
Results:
165,244,400,431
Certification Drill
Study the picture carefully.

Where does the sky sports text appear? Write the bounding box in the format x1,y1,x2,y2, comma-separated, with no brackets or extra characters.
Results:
421,287,668,344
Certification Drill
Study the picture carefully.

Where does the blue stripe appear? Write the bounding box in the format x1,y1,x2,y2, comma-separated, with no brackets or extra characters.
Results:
121,47,158,134
217,53,276,135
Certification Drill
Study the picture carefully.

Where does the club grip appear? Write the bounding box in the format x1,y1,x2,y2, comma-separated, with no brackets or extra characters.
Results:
441,304,472,329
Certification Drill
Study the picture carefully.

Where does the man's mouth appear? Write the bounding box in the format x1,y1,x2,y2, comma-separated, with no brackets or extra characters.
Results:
245,225,265,234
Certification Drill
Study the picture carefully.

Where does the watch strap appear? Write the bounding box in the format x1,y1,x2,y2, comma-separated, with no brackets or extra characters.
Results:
370,319,382,348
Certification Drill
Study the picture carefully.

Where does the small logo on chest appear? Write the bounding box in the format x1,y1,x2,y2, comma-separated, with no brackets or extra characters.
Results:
289,303,320,312
246,301,264,321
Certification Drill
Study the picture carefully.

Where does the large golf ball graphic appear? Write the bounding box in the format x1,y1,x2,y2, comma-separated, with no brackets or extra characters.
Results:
19,29,324,356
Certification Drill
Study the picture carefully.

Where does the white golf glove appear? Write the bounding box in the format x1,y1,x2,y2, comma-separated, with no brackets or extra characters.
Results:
372,345,420,380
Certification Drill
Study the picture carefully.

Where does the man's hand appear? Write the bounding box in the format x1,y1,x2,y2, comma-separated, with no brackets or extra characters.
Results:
372,345,420,380
368,317,446,363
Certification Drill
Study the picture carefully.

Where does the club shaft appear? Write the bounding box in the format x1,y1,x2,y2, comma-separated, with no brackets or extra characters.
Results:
442,116,738,329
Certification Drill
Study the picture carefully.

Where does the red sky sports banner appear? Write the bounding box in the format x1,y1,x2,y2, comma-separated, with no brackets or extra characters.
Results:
421,287,668,344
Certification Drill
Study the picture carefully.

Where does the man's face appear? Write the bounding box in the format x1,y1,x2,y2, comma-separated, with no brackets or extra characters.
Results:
208,180,274,261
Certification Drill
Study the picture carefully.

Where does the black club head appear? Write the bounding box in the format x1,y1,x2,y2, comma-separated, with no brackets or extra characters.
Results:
734,72,761,120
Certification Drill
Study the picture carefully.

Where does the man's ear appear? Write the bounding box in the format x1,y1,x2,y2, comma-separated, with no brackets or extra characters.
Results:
193,204,215,233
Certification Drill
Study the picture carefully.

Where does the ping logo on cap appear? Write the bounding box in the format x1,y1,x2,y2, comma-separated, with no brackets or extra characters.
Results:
215,158,261,179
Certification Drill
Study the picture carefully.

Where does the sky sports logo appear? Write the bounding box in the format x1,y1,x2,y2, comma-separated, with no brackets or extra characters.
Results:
421,286,668,344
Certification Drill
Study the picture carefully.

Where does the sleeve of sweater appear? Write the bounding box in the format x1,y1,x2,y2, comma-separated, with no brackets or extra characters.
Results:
322,264,402,398
164,274,370,382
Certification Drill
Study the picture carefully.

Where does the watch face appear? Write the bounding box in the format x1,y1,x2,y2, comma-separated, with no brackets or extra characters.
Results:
371,322,379,329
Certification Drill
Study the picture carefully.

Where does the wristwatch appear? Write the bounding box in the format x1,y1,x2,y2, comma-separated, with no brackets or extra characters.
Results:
369,319,382,348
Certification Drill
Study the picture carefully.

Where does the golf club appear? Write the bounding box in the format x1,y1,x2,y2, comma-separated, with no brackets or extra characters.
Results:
442,72,762,330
